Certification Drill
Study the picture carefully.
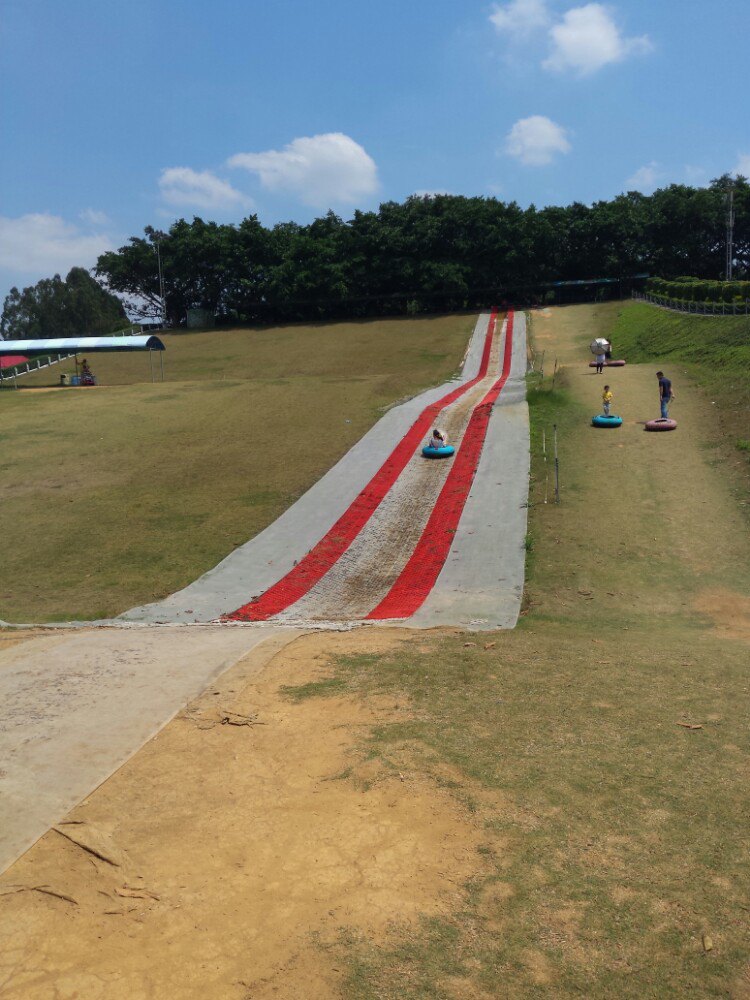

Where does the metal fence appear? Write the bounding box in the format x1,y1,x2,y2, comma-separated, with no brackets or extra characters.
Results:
632,290,750,316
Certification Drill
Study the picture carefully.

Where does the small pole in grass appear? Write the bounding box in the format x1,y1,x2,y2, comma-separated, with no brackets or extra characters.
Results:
551,358,558,391
553,424,560,503
539,350,545,378
542,428,548,504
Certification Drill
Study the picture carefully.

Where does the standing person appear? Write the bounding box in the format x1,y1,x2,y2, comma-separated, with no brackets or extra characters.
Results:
595,351,606,374
602,385,613,416
656,371,674,418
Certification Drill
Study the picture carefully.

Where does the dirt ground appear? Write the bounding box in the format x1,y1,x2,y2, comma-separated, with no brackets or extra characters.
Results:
0,628,486,1000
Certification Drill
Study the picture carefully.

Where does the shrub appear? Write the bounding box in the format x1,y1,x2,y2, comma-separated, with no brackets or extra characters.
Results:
647,276,750,305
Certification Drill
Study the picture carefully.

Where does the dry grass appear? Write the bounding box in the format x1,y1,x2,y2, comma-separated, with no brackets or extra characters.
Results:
0,314,475,622
4,304,750,996
280,303,750,998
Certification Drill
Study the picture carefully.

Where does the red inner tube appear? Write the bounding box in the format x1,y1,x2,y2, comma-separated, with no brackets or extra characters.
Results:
645,418,677,431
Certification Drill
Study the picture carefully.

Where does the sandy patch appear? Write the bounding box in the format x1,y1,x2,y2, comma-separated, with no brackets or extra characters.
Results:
0,629,47,656
0,629,483,999
694,588,750,642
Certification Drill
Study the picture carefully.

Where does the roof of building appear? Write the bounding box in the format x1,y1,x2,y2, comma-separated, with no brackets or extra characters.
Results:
0,335,165,356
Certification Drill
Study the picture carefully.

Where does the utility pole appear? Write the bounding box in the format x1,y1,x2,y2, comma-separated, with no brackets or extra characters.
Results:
155,241,166,327
726,182,735,282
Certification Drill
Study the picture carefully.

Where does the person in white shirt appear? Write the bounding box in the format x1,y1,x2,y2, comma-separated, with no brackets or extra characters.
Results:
428,428,447,449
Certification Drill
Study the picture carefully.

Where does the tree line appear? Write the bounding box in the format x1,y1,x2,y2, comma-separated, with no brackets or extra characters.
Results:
2,176,748,336
1,267,127,340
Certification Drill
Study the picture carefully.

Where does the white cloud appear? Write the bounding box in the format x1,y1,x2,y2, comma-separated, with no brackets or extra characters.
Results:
228,133,379,209
734,154,750,177
543,4,652,75
505,116,571,166
491,1,652,76
625,162,661,193
158,167,252,211
489,0,550,37
79,208,111,227
0,213,114,278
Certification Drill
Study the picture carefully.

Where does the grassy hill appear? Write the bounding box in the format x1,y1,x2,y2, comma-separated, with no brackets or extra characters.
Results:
5,303,750,996
275,303,750,997
0,314,475,622
612,302,750,455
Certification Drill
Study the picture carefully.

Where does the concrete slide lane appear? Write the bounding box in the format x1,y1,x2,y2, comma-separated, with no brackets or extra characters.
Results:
120,312,498,625
0,626,300,874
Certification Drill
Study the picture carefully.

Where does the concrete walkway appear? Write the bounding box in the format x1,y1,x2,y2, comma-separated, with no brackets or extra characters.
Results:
0,626,299,873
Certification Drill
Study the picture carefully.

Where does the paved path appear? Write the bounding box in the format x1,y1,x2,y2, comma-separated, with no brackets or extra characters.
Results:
0,626,298,873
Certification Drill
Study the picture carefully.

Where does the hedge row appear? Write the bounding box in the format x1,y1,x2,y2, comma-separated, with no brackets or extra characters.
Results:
647,277,750,303
645,296,750,313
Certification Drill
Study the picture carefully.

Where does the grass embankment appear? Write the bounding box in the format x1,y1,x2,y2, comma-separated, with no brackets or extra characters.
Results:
283,304,750,997
612,301,750,457
0,315,475,622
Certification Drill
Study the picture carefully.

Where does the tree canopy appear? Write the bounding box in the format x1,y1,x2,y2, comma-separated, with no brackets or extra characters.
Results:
96,177,749,325
1,267,128,340
6,177,749,335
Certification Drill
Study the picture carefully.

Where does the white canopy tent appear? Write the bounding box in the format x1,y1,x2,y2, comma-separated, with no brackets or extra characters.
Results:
0,335,165,355
0,335,166,386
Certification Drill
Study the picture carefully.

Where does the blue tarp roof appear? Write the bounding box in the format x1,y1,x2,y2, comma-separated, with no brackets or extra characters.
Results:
0,335,165,356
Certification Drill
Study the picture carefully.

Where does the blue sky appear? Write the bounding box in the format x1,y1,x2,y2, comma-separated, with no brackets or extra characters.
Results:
1,0,748,303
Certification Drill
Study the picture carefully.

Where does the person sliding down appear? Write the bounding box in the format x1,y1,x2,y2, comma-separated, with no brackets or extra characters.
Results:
428,428,448,449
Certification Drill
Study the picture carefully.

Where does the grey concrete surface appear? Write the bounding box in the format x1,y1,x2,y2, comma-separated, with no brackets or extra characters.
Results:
0,625,299,874
120,315,493,624
276,331,504,623
406,313,530,630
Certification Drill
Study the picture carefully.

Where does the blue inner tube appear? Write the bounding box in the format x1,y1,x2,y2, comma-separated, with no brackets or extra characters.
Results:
422,445,455,458
591,414,623,428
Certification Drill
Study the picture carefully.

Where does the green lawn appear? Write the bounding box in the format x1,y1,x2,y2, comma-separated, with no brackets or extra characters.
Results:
283,303,750,998
612,301,750,459
0,314,475,622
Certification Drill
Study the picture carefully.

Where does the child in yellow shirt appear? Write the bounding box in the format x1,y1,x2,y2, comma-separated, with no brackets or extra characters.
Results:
602,385,613,416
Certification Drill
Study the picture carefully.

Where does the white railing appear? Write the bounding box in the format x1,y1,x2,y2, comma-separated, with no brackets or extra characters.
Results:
0,352,74,387
633,291,750,316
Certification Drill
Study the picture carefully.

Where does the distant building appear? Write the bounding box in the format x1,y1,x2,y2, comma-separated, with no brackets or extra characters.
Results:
187,308,215,330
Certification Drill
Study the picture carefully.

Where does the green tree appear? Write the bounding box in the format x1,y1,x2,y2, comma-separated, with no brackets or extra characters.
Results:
1,268,127,340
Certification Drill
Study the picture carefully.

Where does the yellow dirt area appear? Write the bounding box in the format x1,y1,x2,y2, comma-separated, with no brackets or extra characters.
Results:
694,587,750,643
0,629,47,655
0,629,485,999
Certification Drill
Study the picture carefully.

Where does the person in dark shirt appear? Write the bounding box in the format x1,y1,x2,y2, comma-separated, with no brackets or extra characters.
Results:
656,371,674,419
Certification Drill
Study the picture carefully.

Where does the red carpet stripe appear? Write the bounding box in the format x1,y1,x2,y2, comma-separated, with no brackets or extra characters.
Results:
366,310,515,621
224,311,500,622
